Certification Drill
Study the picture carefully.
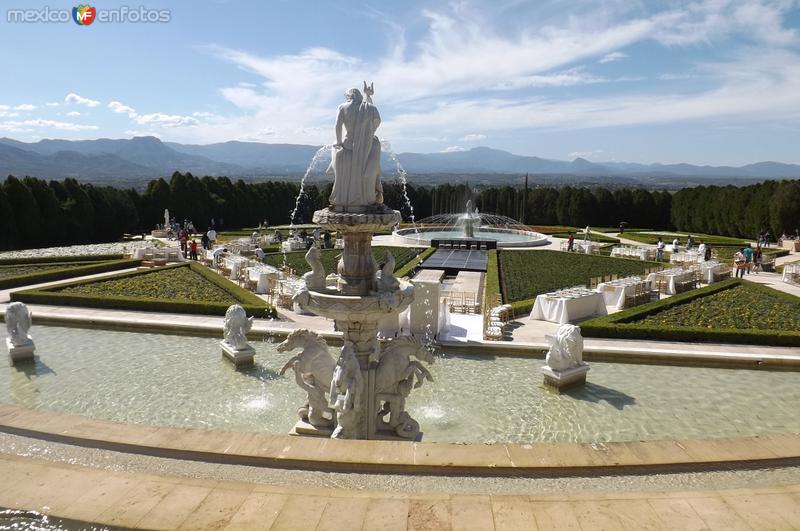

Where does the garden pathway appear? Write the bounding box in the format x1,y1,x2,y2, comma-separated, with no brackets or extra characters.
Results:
1,451,799,530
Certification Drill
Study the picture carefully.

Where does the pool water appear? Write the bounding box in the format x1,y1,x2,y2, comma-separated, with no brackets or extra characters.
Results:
1,326,798,444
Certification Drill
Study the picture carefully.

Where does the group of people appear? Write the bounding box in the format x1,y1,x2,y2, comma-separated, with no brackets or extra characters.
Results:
733,246,763,277
654,236,712,262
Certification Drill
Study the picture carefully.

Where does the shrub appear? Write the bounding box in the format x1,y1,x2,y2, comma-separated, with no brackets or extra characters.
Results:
483,249,501,310
264,246,425,276
396,247,435,279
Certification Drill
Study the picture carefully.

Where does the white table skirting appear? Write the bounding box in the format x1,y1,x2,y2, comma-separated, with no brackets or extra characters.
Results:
529,292,607,324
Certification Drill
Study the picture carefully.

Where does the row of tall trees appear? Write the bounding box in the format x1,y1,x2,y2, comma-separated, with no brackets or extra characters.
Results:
2,172,798,250
671,180,800,238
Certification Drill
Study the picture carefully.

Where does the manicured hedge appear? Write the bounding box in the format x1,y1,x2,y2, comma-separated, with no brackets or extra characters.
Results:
0,254,124,265
550,232,620,243
396,247,435,279
11,261,276,318
483,249,501,310
0,258,140,290
580,279,800,346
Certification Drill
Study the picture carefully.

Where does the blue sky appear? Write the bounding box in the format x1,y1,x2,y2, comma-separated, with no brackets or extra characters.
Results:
1,0,799,165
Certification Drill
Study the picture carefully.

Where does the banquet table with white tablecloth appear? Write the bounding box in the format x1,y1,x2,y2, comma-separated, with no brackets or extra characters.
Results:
610,246,655,261
670,251,702,265
281,239,307,252
574,241,601,254
783,263,799,283
596,277,649,310
248,264,280,294
700,261,726,284
529,287,607,324
648,268,694,295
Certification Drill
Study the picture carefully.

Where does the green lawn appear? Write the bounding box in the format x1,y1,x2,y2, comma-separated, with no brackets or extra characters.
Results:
550,232,620,243
264,246,425,275
580,280,800,346
499,250,660,313
623,232,749,246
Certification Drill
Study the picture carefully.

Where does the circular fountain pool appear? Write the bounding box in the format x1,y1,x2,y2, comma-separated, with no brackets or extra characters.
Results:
3,326,799,444
394,226,548,247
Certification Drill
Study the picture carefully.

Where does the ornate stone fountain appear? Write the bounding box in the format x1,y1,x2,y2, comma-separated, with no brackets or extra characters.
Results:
286,83,432,440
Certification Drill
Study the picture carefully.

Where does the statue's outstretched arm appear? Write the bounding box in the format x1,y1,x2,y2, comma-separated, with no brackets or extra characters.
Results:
335,106,345,146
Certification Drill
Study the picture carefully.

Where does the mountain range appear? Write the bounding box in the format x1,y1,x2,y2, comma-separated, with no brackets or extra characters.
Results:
1,136,799,184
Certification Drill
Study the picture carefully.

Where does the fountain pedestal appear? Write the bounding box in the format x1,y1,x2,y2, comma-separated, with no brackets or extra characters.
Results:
6,337,35,364
541,364,590,392
293,206,427,440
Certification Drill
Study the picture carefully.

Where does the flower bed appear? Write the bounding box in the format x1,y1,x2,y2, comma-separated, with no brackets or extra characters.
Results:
0,258,139,290
580,279,800,346
11,262,275,318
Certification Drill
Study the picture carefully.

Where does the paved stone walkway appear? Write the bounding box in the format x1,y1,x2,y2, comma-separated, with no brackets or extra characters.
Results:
2,452,800,530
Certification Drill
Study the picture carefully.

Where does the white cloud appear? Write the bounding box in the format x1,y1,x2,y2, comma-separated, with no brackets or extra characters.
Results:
65,93,100,107
459,133,486,142
108,101,137,117
442,145,466,153
13,104,36,111
0,119,98,132
134,112,199,128
45,102,60,107
598,51,628,64
65,111,81,117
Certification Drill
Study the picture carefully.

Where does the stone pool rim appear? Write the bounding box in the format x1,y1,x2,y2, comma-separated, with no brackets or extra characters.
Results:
0,404,798,477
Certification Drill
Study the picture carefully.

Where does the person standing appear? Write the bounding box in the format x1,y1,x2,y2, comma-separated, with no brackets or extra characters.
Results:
200,232,210,251
656,238,665,261
672,237,680,253
743,245,754,274
753,246,763,274
567,231,575,252
686,235,694,250
734,248,746,278
189,239,198,261
697,240,707,261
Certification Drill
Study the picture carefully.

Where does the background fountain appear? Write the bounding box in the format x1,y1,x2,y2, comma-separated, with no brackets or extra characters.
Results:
394,203,549,247
288,83,434,440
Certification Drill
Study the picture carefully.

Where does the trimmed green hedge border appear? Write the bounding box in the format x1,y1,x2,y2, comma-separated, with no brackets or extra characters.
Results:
0,254,124,266
580,278,800,346
11,261,276,319
396,247,436,279
483,249,501,310
0,259,140,290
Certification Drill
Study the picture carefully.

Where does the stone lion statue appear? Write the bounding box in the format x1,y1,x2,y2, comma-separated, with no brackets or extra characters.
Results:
222,304,253,350
5,302,33,347
545,324,584,371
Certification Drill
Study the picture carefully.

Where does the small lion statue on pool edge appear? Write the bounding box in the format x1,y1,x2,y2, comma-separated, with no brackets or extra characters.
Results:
223,304,253,350
545,323,584,371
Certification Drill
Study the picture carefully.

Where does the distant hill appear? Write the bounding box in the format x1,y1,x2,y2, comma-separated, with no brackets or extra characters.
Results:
2,136,799,184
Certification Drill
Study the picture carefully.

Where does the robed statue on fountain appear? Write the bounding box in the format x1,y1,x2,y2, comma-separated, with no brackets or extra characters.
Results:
328,82,384,212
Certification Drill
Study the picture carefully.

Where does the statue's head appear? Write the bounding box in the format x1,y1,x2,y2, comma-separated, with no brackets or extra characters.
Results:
344,88,363,104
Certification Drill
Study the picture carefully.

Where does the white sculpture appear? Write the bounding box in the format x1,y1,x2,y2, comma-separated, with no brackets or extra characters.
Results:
5,302,33,347
223,305,253,350
376,250,399,292
375,337,434,439
278,329,337,428
221,304,255,366
164,208,170,230
545,324,584,371
328,83,384,211
302,246,326,291
329,342,363,439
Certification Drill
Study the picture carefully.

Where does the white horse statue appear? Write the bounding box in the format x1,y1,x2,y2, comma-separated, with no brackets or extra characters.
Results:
329,342,363,439
375,336,434,439
5,302,33,347
302,246,326,290
545,324,584,371
222,305,253,350
277,329,337,427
